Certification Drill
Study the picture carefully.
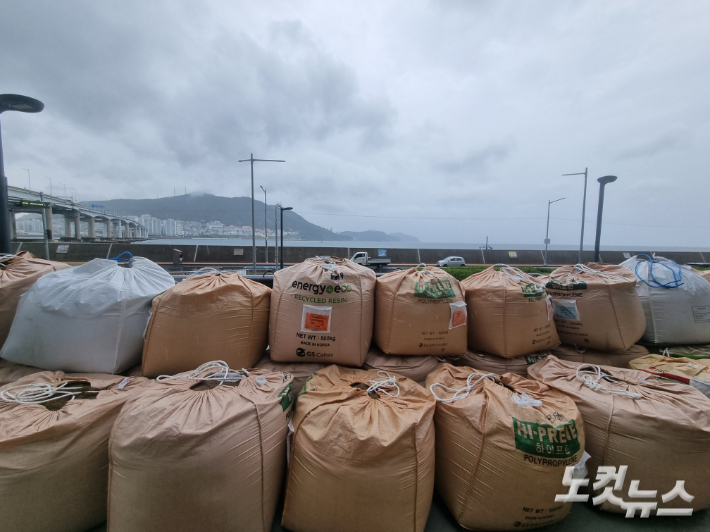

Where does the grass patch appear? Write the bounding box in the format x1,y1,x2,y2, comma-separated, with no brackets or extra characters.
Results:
441,266,556,281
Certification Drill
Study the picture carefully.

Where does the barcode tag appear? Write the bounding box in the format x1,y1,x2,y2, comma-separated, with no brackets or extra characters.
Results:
301,305,332,333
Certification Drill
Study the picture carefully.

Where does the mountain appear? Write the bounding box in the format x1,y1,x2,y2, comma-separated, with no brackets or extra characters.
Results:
91,194,351,241
339,230,420,242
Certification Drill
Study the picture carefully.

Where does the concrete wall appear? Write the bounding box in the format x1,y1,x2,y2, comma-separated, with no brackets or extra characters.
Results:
11,241,709,266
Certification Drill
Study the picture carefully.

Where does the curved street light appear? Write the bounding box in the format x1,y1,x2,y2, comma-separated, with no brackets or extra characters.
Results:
544,197,565,266
0,94,44,253
594,176,618,262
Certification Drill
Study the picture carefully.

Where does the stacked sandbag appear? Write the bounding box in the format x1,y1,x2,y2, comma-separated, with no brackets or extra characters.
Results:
0,371,147,532
454,349,549,376
549,344,649,368
629,354,710,398
1,257,174,374
282,365,436,532
0,359,41,387
461,265,560,357
426,365,585,530
0,251,70,347
658,344,710,359
142,271,270,377
270,257,375,366
255,350,326,393
108,362,293,532
621,255,710,345
545,263,645,350
375,266,467,355
528,356,710,514
363,344,440,384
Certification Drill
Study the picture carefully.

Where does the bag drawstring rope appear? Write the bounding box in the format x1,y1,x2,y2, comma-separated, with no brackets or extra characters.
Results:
109,251,133,264
429,372,495,403
633,254,683,289
367,371,400,397
0,382,99,404
575,364,642,399
156,361,249,384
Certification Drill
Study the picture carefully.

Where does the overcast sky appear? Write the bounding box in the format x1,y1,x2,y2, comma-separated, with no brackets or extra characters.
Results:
2,1,709,247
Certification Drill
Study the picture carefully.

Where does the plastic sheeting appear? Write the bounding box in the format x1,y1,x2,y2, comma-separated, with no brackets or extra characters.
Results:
621,255,710,345
0,258,174,374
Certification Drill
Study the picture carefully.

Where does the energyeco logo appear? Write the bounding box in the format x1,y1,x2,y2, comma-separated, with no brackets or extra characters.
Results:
292,280,352,295
296,348,306,357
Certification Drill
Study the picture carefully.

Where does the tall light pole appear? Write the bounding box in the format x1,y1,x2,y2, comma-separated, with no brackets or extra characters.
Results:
22,168,30,190
594,175,617,262
563,168,588,264
59,182,67,198
279,206,293,270
544,197,565,266
0,94,44,254
45,176,52,196
274,204,279,269
260,185,268,264
239,154,285,274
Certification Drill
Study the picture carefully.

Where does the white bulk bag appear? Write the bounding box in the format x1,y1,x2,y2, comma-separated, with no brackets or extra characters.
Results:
1,256,174,374
621,255,710,345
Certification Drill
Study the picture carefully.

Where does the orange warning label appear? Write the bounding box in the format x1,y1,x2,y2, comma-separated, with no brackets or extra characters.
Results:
451,309,466,328
304,313,330,331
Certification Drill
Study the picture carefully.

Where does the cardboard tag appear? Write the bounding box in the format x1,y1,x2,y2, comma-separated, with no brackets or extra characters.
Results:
301,305,332,333
551,299,580,321
449,301,467,329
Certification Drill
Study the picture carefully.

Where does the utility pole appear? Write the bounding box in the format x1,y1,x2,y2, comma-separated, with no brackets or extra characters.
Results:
260,185,268,264
239,154,285,274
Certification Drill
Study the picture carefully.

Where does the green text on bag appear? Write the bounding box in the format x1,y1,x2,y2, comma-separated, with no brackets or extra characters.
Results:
513,418,580,458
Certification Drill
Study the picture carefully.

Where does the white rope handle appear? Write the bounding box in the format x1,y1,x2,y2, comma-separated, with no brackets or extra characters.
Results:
429,372,495,403
575,364,642,399
0,381,98,404
367,371,400,397
573,264,630,283
156,360,249,384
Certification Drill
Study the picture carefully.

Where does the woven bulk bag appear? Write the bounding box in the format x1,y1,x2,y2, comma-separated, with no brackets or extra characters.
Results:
461,265,559,357
282,365,436,532
141,271,270,377
270,257,375,366
658,344,710,359
528,356,710,514
363,344,440,384
454,349,549,376
0,256,174,373
375,266,467,355
0,372,147,532
108,362,293,532
549,344,649,368
255,351,326,394
0,252,70,347
620,255,710,345
426,364,585,530
545,263,645,350
0,359,41,387
629,354,710,398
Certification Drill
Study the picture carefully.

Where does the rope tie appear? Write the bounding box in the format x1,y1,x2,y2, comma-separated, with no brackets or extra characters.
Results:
511,392,543,407
109,252,133,264
366,371,400,397
572,263,629,283
575,364,642,399
429,372,495,403
633,255,684,289
156,361,249,384
0,382,98,404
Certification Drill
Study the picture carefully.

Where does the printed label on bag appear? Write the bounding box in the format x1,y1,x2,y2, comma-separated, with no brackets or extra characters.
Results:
546,279,588,291
692,306,710,323
513,418,581,459
449,301,467,329
546,296,554,321
301,305,332,333
551,299,580,321
522,283,546,298
414,279,456,299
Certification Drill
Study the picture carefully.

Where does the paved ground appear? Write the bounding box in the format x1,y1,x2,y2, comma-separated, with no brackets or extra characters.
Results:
90,493,709,531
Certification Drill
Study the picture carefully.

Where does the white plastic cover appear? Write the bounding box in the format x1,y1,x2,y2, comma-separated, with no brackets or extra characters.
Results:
0,257,174,373
621,255,710,345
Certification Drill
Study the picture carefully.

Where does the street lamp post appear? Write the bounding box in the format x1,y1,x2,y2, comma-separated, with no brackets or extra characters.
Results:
238,154,285,274
563,168,588,264
260,185,268,264
45,176,52,196
279,206,293,270
23,168,30,190
544,197,565,266
274,204,279,270
0,94,44,254
594,175,618,262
